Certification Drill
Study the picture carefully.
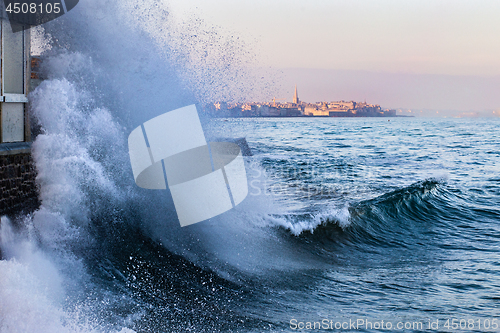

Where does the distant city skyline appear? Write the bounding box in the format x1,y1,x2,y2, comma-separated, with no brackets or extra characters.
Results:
166,0,500,113
280,69,500,115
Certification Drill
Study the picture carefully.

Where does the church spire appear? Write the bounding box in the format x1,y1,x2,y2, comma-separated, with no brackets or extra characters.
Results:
293,85,299,104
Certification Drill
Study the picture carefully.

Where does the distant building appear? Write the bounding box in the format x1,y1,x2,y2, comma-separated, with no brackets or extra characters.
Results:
384,109,397,116
280,107,302,117
259,105,281,117
293,85,299,105
304,105,329,116
214,101,228,112
304,105,317,116
328,101,355,111
207,90,396,118
329,110,353,117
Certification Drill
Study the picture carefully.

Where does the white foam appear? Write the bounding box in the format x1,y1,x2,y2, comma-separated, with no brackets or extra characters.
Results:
266,204,352,236
0,259,68,333
1,53,136,332
1,0,283,329
30,75,125,223
0,217,134,333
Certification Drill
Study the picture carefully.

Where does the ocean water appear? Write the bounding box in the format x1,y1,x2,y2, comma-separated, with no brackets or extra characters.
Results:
1,1,500,332
206,117,500,332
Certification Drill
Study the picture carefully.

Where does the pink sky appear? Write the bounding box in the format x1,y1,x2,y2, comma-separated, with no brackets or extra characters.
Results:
167,0,500,112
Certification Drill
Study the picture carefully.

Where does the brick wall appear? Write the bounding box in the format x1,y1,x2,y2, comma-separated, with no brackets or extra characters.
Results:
0,153,39,216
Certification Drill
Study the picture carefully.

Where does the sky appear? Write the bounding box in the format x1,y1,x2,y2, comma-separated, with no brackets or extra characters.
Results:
167,0,500,113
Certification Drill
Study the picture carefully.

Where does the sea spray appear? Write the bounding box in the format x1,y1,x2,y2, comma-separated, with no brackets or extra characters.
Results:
265,204,352,236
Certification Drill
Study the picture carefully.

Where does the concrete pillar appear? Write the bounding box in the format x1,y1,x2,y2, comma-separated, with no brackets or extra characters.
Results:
0,17,38,216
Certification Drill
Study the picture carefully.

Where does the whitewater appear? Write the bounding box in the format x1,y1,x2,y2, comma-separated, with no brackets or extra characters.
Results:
1,1,500,332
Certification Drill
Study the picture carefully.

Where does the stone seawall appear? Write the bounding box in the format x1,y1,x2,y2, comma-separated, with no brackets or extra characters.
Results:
0,153,39,216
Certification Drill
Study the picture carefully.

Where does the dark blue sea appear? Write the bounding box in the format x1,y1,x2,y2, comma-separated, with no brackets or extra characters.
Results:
4,114,499,332
204,117,500,332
